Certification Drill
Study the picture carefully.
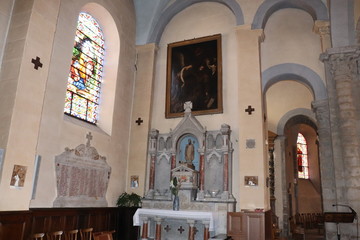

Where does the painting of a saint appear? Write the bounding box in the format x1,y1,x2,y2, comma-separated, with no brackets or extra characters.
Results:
166,34,222,118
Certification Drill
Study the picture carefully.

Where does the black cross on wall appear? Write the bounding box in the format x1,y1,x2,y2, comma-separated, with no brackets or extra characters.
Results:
178,226,185,234
135,117,143,125
31,56,43,70
164,225,171,232
245,105,255,115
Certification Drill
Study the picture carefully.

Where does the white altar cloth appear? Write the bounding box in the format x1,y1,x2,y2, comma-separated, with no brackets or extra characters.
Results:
133,208,218,231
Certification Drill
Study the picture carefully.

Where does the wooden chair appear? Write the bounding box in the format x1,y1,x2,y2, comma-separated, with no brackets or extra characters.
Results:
92,231,115,240
46,231,63,240
79,228,93,240
30,233,45,240
64,229,78,240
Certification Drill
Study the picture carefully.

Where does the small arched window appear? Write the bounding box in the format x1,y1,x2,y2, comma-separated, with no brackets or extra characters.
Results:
297,133,309,179
64,12,105,124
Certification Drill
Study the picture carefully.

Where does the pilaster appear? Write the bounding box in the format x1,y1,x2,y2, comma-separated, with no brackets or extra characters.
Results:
0,0,61,210
236,25,268,210
313,20,331,52
128,43,158,194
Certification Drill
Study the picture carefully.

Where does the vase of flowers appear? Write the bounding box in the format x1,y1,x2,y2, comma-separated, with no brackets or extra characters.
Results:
170,177,180,211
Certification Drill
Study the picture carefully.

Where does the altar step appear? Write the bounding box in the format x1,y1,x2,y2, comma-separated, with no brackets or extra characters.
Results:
211,234,231,239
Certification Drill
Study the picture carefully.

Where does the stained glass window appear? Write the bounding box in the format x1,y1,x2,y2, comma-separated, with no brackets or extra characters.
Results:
64,12,105,124
297,133,309,179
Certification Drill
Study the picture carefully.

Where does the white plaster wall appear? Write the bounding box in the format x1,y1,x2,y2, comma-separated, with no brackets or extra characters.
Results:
151,2,241,205
28,0,135,208
266,81,313,133
237,0,262,25
261,8,325,84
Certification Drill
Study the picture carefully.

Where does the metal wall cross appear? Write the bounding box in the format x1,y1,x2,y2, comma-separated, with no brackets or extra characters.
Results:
178,226,185,234
245,105,255,115
164,225,171,232
31,56,43,70
135,117,143,125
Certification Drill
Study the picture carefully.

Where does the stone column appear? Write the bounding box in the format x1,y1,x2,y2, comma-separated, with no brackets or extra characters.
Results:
171,152,176,179
221,124,231,200
313,20,331,52
320,46,360,239
197,147,205,199
312,99,338,238
187,220,195,240
141,217,149,240
154,217,162,240
274,136,288,237
202,221,210,240
146,129,159,198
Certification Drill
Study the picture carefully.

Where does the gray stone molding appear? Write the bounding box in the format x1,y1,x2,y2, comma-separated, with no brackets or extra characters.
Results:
146,0,244,44
252,0,328,30
276,108,316,136
262,63,327,101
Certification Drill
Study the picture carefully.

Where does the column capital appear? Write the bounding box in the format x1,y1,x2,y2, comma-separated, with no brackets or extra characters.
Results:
150,129,159,139
313,20,330,36
313,20,331,52
187,219,196,226
154,217,163,224
320,46,360,76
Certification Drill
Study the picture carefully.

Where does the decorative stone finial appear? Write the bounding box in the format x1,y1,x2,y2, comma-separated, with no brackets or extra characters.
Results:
184,101,193,114
86,132,93,147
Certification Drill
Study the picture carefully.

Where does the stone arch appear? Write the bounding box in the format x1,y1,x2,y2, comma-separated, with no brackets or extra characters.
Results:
252,0,328,30
277,109,317,136
262,63,327,101
147,0,244,44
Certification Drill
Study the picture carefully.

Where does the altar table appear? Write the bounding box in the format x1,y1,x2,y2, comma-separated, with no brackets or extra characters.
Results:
133,208,218,240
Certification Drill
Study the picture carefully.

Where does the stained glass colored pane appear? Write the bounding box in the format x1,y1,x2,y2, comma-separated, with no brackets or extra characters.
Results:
297,133,309,179
64,12,105,124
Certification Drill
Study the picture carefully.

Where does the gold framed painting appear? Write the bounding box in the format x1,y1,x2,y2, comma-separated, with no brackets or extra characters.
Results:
166,34,223,118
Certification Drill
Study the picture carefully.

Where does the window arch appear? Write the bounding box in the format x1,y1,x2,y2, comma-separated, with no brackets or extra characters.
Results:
297,133,309,179
64,12,105,124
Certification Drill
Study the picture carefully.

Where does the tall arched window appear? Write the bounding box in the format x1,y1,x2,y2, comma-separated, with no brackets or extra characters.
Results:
297,133,309,179
64,12,105,124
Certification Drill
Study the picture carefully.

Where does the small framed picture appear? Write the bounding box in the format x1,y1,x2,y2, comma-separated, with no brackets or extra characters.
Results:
130,175,139,188
245,176,258,187
10,165,27,188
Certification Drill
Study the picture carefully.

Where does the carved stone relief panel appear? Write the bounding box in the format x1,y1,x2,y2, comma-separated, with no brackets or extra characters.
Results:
154,155,171,198
53,133,110,207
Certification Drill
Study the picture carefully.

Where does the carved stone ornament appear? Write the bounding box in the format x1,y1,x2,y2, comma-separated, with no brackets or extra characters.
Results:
171,164,198,189
53,132,111,207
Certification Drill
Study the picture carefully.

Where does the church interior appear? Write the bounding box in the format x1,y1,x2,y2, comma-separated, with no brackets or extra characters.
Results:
0,0,360,239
